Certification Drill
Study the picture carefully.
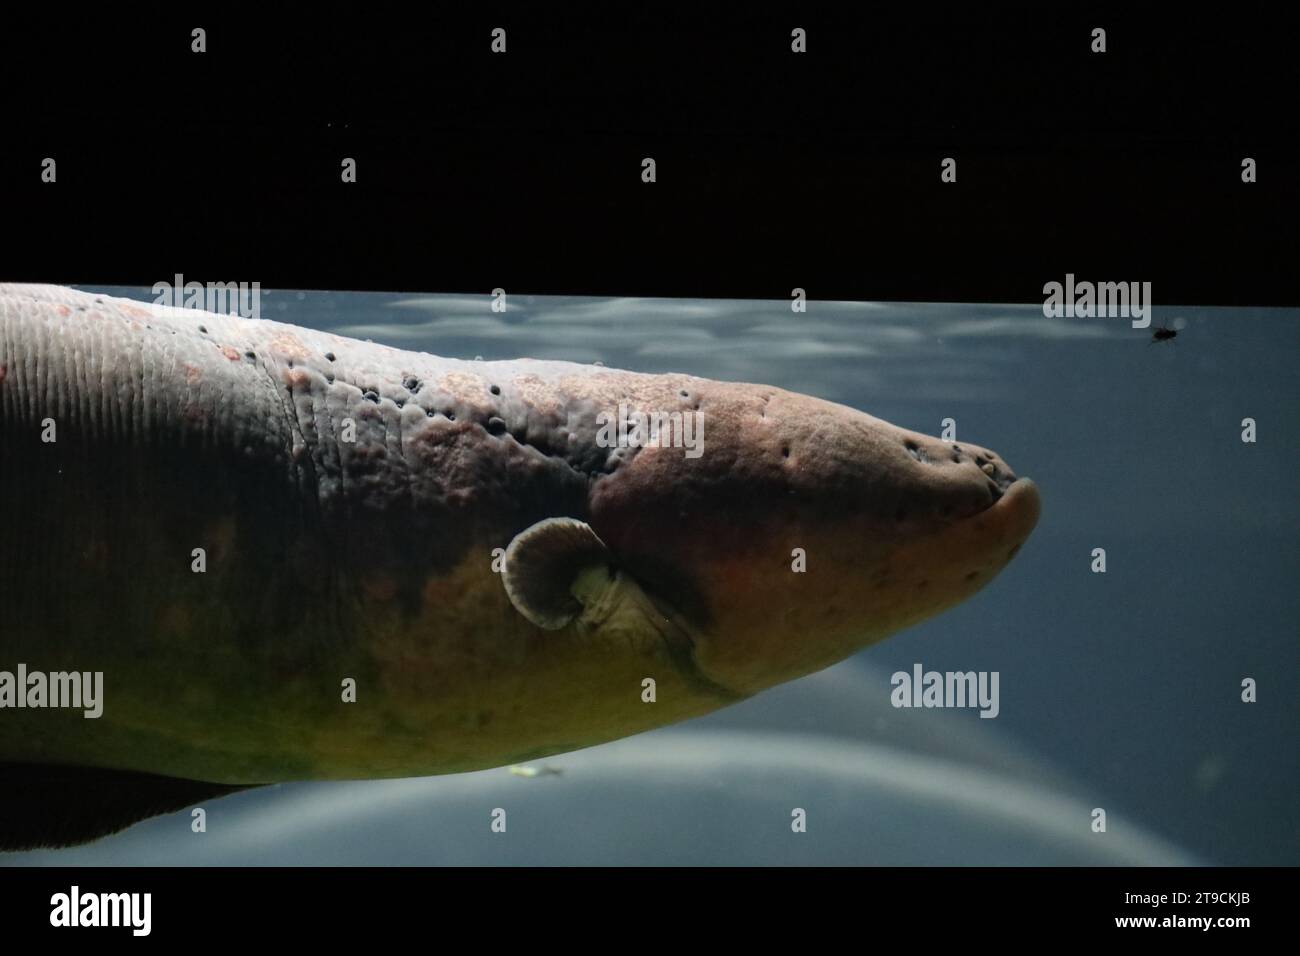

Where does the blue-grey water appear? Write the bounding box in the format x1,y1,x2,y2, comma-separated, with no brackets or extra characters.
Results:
7,289,1297,866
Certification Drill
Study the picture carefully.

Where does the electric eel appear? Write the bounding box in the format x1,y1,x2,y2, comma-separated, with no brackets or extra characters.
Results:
0,284,1040,849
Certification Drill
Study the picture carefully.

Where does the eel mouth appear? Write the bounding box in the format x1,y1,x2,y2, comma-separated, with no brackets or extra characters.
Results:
976,475,1040,532
645,477,1040,703
983,458,1019,502
911,476,1042,585
946,443,1023,516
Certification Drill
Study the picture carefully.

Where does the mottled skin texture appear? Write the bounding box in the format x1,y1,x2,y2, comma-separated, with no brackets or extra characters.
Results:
0,284,1040,786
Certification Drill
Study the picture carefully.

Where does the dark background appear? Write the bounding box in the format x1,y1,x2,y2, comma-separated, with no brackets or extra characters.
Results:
1,7,1296,303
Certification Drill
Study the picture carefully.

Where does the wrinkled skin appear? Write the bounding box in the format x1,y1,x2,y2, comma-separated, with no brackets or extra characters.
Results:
0,285,1040,785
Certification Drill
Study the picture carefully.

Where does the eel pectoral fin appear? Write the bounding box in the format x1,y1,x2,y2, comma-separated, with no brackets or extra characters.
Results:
501,517,616,630
0,761,254,852
501,518,741,702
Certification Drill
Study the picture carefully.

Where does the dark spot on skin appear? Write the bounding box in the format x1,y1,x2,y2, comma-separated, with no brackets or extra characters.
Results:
326,373,335,384
287,358,294,368
325,352,336,362
76,306,85,312
446,412,456,421
487,416,507,435
426,408,436,418
363,389,380,403
198,325,207,333
245,351,256,361
95,299,103,304
680,390,689,398
403,376,422,393
395,398,405,408
951,450,962,463
782,446,790,458
489,384,500,396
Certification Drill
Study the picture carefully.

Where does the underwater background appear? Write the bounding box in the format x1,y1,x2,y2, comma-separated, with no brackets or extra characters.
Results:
6,288,1297,866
